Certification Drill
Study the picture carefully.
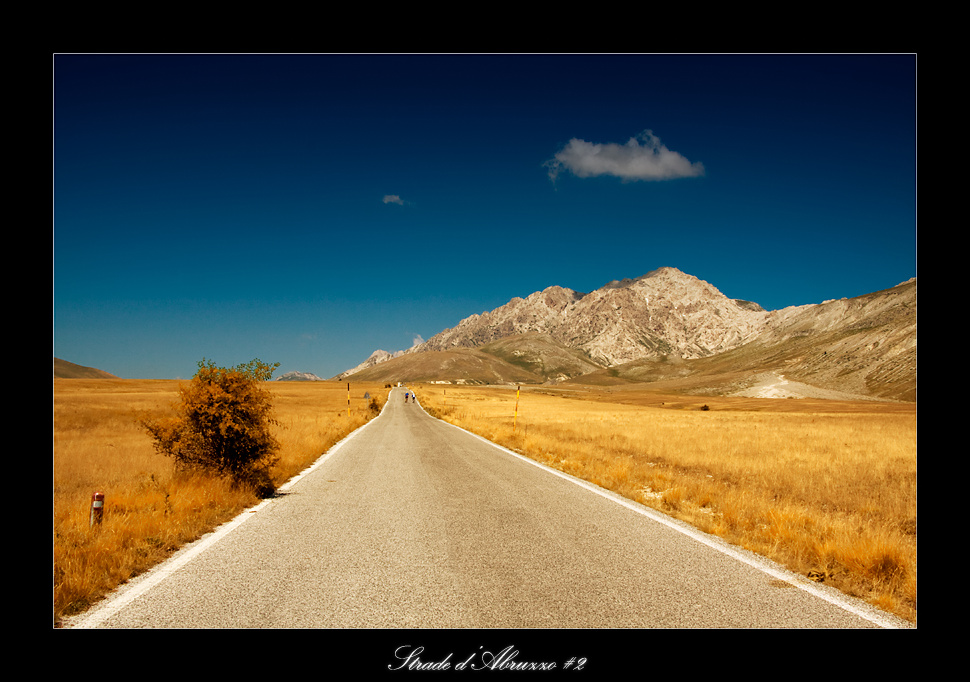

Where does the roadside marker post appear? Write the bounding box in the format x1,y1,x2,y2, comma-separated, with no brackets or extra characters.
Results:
513,385,520,433
347,382,351,417
90,491,104,527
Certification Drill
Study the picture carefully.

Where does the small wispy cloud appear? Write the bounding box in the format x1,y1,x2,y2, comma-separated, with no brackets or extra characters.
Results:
411,334,424,347
382,194,407,205
545,130,705,183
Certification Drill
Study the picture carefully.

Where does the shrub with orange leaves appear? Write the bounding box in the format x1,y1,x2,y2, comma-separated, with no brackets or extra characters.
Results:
143,358,282,497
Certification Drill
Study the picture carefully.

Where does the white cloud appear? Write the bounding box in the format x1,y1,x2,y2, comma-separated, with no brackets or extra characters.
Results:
382,194,406,205
411,334,424,347
545,130,705,182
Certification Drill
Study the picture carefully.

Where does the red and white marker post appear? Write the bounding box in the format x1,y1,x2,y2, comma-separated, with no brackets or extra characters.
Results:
90,491,105,527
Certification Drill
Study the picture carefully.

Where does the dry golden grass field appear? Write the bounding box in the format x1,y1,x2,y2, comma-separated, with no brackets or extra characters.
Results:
415,383,917,624
52,378,388,625
54,377,917,627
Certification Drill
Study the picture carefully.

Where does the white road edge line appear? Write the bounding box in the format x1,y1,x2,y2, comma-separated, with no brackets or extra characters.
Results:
65,395,391,629
419,399,910,630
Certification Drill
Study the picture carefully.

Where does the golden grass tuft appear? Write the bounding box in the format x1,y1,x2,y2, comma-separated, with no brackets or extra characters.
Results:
417,383,917,624
53,378,386,625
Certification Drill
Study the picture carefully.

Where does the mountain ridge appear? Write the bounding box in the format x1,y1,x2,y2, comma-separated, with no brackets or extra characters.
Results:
336,267,916,402
408,267,779,364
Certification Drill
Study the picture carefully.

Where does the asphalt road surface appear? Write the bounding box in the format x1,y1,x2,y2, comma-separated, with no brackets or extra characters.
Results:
65,387,911,630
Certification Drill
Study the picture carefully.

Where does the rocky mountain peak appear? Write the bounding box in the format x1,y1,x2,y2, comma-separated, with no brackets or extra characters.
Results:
406,267,769,367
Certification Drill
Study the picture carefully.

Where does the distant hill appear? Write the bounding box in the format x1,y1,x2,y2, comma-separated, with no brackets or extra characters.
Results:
338,347,544,385
275,371,325,382
54,358,119,379
333,349,407,380
336,268,917,402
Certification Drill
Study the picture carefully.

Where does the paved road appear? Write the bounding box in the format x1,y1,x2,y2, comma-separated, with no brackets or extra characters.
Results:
66,387,911,629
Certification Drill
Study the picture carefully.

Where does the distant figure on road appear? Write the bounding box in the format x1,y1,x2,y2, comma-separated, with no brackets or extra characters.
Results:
404,391,409,404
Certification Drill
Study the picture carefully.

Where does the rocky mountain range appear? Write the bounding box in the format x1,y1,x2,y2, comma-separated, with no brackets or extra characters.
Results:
335,267,917,402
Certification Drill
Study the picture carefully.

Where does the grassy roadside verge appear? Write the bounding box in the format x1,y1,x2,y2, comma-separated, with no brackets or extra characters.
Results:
415,383,917,625
53,379,386,626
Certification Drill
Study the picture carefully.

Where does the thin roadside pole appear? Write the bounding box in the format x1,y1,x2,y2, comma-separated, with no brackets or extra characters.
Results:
513,385,520,433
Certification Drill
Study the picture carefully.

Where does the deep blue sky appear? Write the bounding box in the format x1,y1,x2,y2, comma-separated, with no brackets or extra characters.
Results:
53,54,917,380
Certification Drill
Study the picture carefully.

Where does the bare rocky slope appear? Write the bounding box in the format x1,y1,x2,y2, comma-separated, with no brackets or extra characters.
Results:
408,267,770,365
337,267,917,402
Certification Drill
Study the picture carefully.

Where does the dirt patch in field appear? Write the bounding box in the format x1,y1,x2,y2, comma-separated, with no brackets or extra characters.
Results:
728,371,885,401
